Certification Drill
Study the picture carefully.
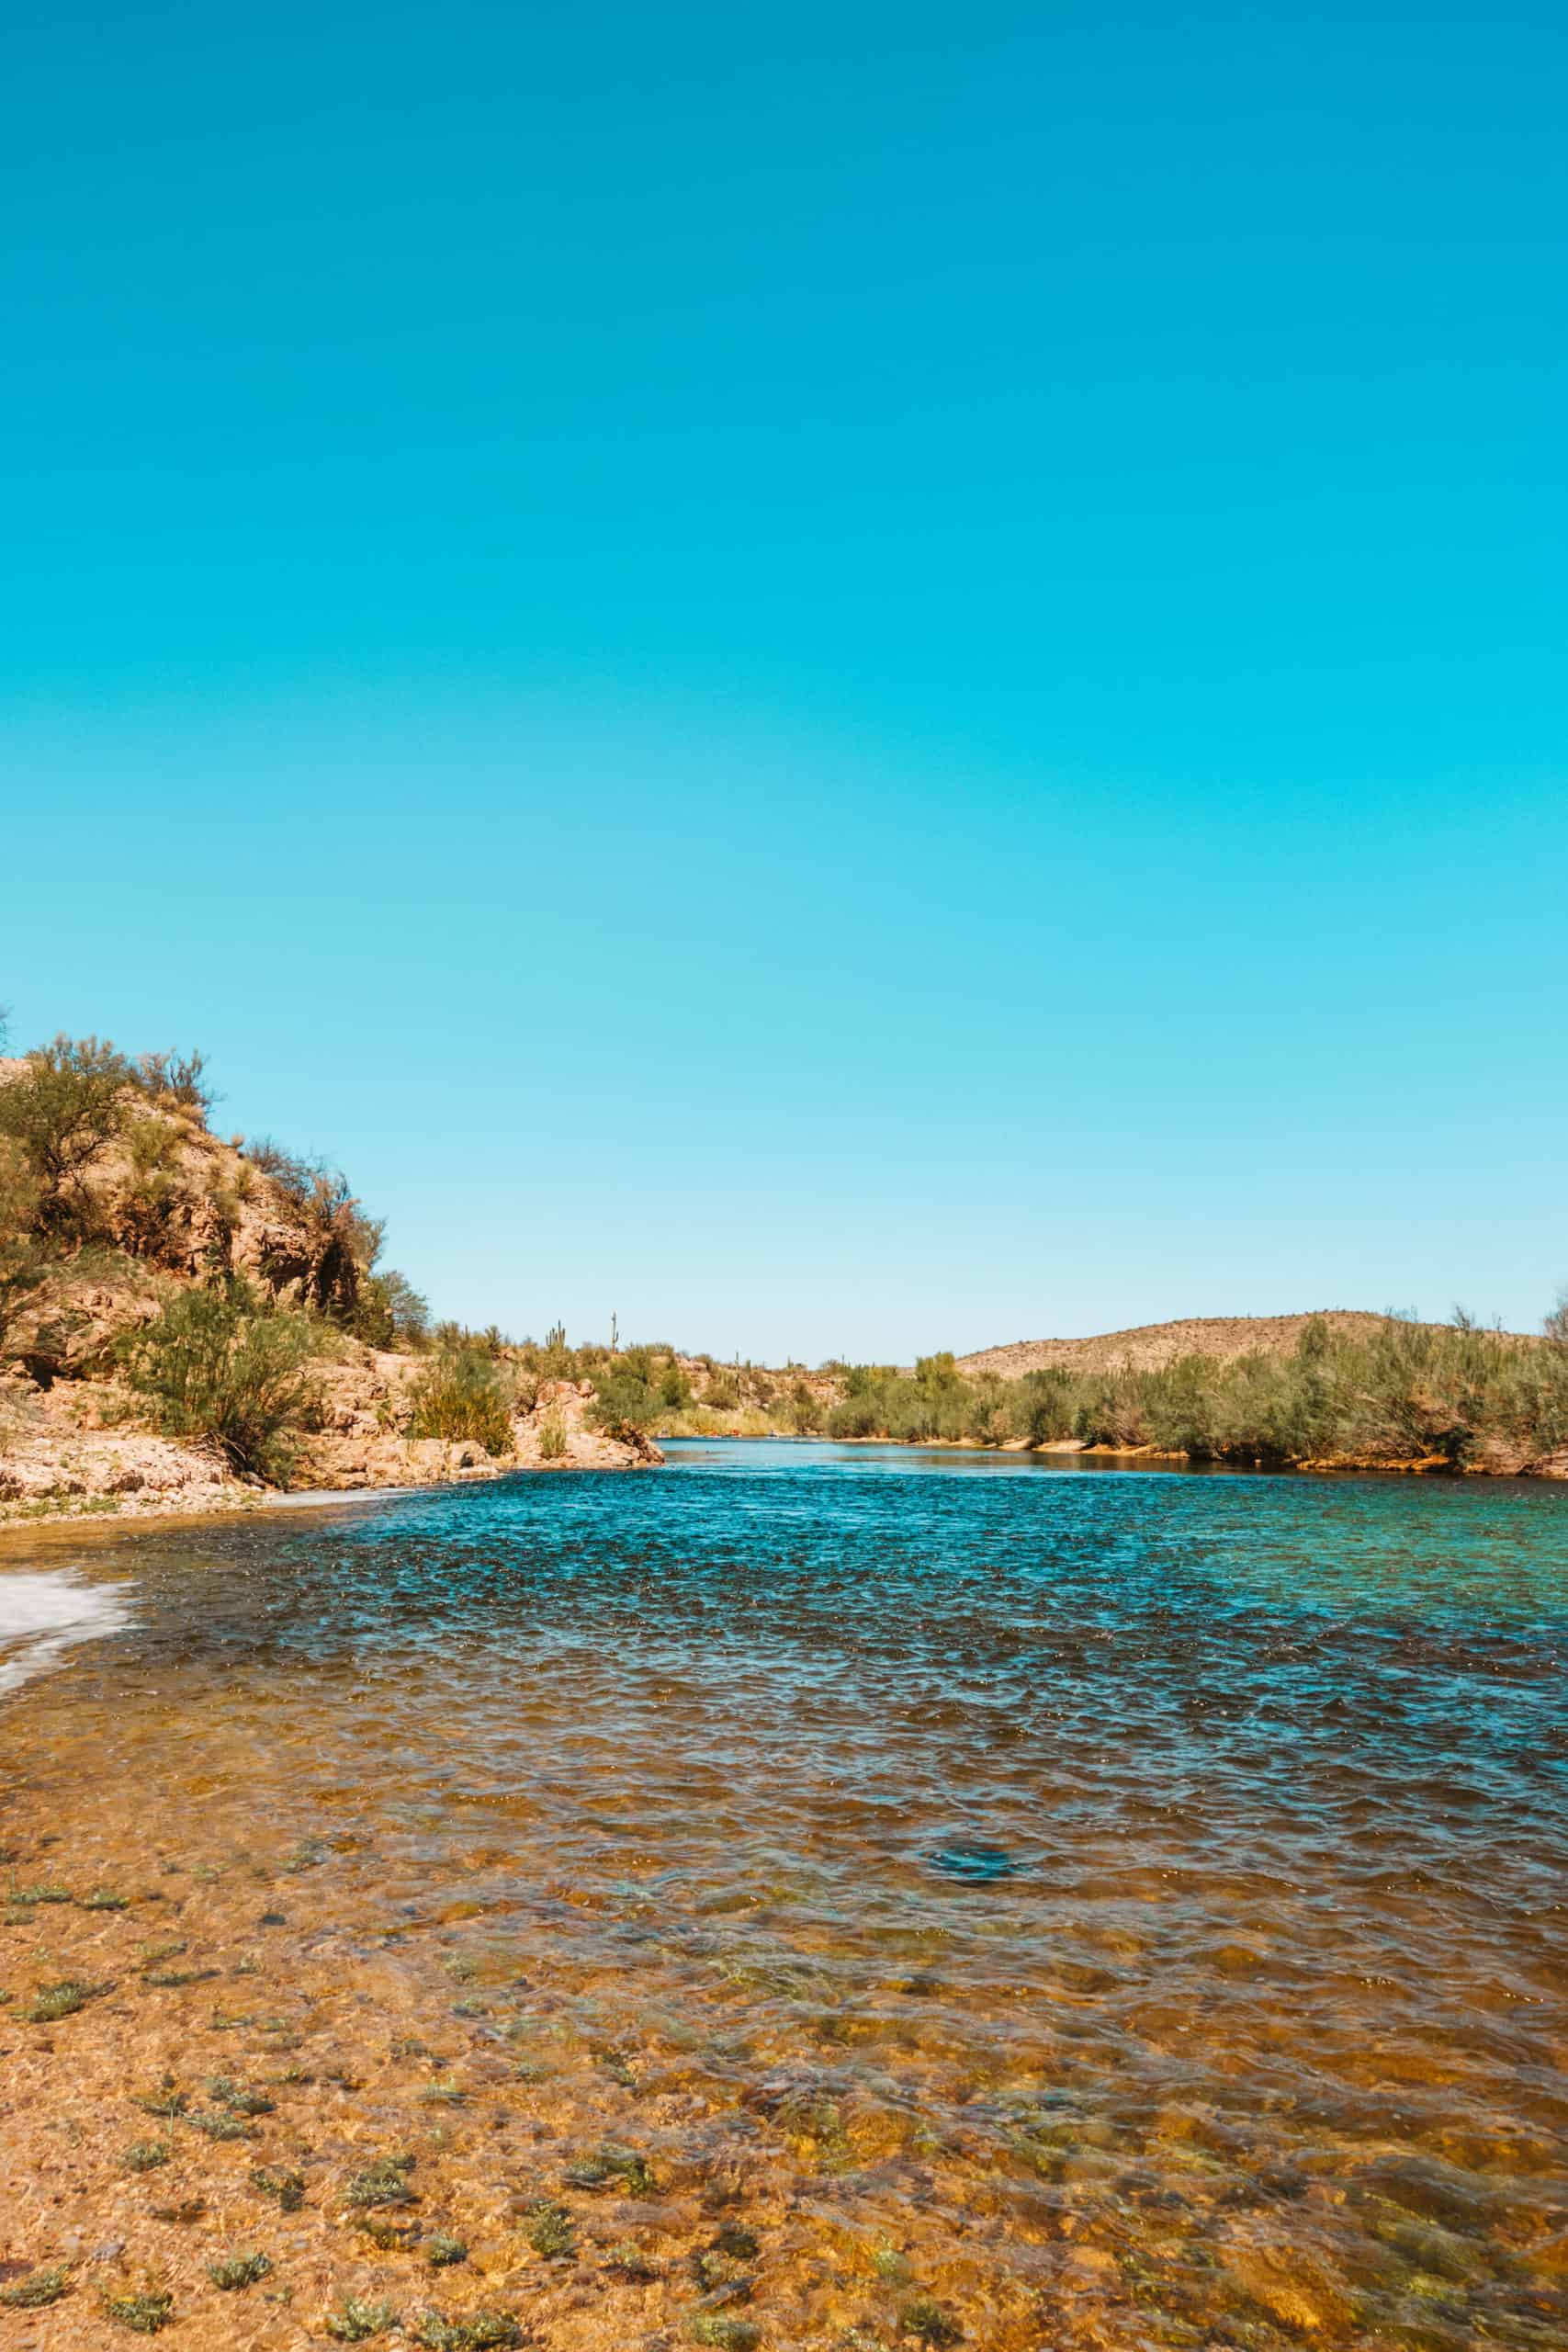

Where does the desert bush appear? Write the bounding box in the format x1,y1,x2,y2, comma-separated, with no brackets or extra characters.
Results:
700,1373,740,1410
408,1344,514,1453
590,1363,661,1435
1013,1369,1077,1445
354,1269,431,1350
537,1416,568,1460
122,1279,320,1481
0,1034,134,1236
659,1361,693,1409
115,1116,194,1262
788,1380,823,1433
136,1048,217,1115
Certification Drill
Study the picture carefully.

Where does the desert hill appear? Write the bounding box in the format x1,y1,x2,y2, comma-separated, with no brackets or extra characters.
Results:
956,1310,1530,1382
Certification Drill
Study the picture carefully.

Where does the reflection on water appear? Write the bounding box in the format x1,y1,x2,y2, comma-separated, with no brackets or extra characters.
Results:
1,1442,1565,2348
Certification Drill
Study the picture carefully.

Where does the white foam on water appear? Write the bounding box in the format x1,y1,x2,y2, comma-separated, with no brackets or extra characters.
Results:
0,1569,133,1696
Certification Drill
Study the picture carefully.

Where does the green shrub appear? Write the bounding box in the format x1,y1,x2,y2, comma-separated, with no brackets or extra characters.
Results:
121,1279,319,1483
589,1365,660,1435
135,1049,215,1114
0,1035,133,1236
815,1316,1568,1471
789,1380,823,1433
408,1345,514,1453
354,1268,431,1350
537,1416,568,1461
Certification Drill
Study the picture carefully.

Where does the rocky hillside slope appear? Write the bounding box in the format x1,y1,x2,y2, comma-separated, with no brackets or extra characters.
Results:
0,1038,659,1522
956,1309,1531,1381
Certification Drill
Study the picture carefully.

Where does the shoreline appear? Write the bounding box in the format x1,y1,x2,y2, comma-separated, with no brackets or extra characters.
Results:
658,1428,1567,1479
6,1429,1566,1544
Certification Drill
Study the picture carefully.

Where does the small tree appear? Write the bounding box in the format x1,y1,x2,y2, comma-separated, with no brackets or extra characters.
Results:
0,1034,133,1234
137,1048,217,1114
354,1268,431,1350
1547,1290,1568,1348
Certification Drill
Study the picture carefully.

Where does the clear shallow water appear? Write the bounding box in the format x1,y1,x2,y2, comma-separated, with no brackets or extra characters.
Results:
2,1442,1566,2348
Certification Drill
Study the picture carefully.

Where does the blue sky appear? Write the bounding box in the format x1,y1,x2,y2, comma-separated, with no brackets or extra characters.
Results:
4,2,1564,1359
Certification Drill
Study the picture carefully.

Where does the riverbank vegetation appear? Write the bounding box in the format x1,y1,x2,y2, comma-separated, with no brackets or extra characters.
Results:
5,1018,1565,1497
0,1027,662,1507
821,1316,1568,1473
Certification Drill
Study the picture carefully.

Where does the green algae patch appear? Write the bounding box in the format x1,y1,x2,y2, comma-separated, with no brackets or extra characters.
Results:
525,2199,576,2258
133,2076,187,2118
347,2149,420,2207
187,2105,255,2140
412,2312,524,2350
23,1976,107,2022
356,2211,423,2252
898,2296,962,2346
205,2073,276,2115
604,2240,658,2280
104,2289,175,2333
0,2265,71,2308
324,2300,400,2341
563,2142,657,2195
250,2164,306,2211
686,2318,761,2350
208,2250,272,2290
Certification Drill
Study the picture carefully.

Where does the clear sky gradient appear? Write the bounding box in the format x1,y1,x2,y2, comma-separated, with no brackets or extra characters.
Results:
4,3,1564,1359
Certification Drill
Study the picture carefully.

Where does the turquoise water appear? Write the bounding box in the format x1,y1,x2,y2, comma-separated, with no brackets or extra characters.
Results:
3,1442,1565,2348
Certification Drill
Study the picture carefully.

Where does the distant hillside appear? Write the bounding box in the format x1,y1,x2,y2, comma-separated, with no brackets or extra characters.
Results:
956,1311,1529,1382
